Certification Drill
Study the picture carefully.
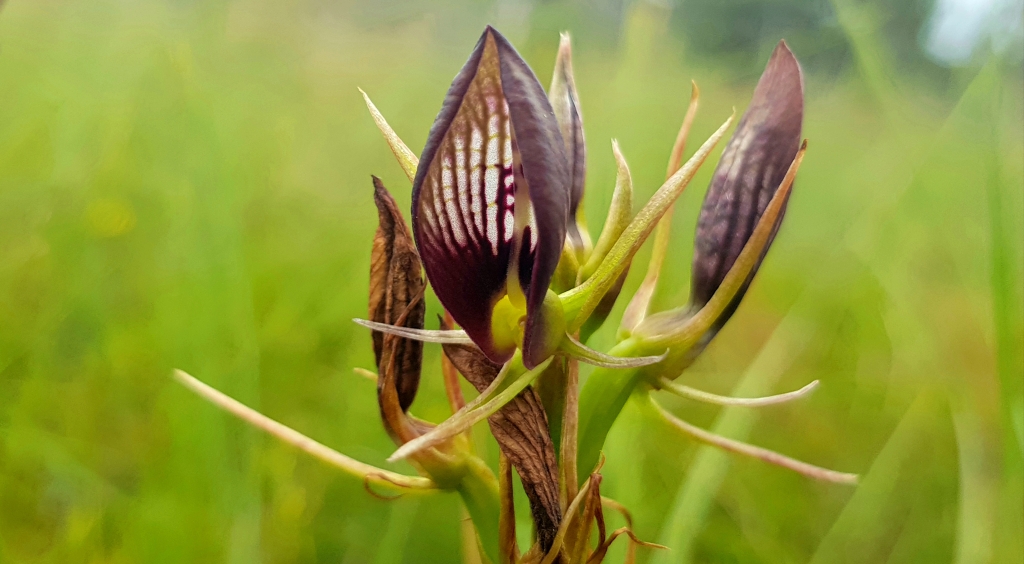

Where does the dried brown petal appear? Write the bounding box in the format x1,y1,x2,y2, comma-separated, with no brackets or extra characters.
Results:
370,176,425,413
442,338,562,551
498,453,520,564
568,473,604,561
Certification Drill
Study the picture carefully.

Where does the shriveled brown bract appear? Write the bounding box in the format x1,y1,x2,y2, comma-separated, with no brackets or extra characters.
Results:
444,339,562,552
370,176,426,421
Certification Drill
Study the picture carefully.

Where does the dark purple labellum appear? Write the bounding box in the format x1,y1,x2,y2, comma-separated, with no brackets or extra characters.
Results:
690,40,803,329
412,26,570,368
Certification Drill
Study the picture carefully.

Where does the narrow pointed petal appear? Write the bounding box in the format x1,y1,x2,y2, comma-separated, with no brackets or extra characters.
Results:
354,318,474,344
579,268,627,343
360,89,419,181
645,394,859,484
578,142,633,341
412,26,569,366
619,81,700,337
633,141,806,361
656,376,819,407
549,32,586,237
173,370,437,493
560,334,667,369
690,41,804,325
581,140,633,281
588,527,667,563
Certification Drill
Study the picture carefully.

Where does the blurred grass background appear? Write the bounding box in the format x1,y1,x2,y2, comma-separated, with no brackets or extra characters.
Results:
0,0,1021,562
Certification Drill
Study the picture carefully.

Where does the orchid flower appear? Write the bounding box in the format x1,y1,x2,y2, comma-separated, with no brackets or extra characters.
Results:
357,27,671,375
411,26,571,370
576,41,858,487
175,28,859,564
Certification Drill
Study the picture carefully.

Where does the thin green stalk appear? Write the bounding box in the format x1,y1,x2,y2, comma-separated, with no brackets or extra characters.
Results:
576,339,647,483
173,370,436,492
561,358,581,506
456,456,502,564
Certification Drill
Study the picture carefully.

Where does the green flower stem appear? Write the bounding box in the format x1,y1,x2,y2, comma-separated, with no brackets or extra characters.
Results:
535,359,568,453
455,455,502,564
560,358,581,506
575,338,647,482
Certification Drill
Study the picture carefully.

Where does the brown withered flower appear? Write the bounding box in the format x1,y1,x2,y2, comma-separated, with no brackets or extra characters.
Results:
369,176,425,419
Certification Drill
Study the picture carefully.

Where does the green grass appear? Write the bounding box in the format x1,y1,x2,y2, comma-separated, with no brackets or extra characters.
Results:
0,0,1021,563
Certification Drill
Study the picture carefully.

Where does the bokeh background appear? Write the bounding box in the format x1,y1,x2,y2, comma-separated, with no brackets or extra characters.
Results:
0,0,1022,562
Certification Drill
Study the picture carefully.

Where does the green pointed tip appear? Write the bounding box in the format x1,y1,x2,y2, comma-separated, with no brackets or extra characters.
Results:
360,88,419,181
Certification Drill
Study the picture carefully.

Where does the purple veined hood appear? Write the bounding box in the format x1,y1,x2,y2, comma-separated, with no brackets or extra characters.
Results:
690,40,804,331
411,26,571,369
